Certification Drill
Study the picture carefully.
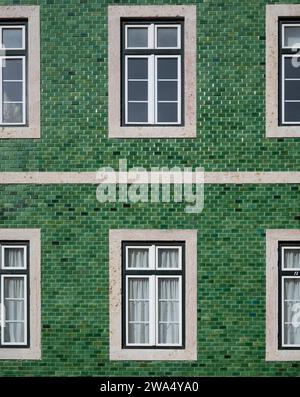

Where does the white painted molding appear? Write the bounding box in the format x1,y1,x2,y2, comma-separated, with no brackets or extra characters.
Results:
1,171,300,184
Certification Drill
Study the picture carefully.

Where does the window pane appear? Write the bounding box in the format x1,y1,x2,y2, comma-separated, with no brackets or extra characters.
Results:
127,27,148,48
128,81,148,101
3,82,23,102
157,81,178,101
158,278,180,344
285,81,300,101
3,277,25,344
3,103,23,123
284,102,300,123
157,58,178,79
128,58,148,79
4,247,25,268
128,102,148,123
157,103,178,123
284,26,300,47
2,59,23,81
158,248,179,268
283,278,300,345
284,248,300,269
157,27,178,48
284,57,300,79
2,28,23,49
127,248,149,268
128,278,149,344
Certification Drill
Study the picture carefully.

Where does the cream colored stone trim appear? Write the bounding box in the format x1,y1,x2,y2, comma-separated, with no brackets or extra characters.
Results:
266,4,300,138
108,5,196,138
0,6,40,139
0,228,41,360
2,171,300,184
266,229,300,361
109,229,197,361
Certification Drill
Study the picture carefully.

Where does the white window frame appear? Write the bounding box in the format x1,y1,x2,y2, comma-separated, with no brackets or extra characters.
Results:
281,23,300,49
281,246,300,271
155,24,181,49
1,245,27,270
108,5,196,138
281,54,300,125
125,245,155,270
125,24,153,49
281,275,300,348
0,25,25,50
1,274,27,346
0,56,26,126
156,245,182,270
109,229,197,361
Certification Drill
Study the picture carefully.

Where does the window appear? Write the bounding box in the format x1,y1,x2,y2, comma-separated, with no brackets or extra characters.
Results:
266,4,300,137
266,230,300,361
0,6,40,139
0,242,28,346
108,5,196,138
109,229,197,361
123,21,182,126
0,229,40,360
123,242,184,348
278,242,300,348
0,23,26,126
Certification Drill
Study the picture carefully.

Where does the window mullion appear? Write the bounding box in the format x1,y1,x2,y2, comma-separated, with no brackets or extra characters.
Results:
148,54,155,124
0,57,2,125
0,275,3,346
149,275,156,346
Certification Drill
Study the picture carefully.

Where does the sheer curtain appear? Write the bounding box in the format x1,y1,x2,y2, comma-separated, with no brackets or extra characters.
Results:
158,249,178,268
5,247,24,268
158,278,179,344
128,249,148,268
284,279,300,345
128,278,149,344
284,249,300,269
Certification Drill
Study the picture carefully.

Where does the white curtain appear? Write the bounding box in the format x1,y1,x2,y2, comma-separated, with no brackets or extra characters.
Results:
284,249,300,269
128,278,149,344
128,249,148,268
5,247,24,268
4,278,25,343
158,249,178,268
284,279,300,345
158,278,179,344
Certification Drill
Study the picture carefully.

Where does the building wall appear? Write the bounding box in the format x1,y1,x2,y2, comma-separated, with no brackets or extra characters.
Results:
0,0,300,376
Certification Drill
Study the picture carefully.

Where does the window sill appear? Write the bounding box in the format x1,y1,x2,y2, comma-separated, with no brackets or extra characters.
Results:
109,125,196,139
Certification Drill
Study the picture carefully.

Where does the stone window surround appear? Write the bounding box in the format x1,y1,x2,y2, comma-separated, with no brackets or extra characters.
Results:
266,229,300,361
0,228,41,360
108,5,196,138
109,229,197,361
0,6,40,139
266,4,300,138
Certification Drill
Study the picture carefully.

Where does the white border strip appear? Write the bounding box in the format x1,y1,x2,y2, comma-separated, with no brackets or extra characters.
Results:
1,172,300,184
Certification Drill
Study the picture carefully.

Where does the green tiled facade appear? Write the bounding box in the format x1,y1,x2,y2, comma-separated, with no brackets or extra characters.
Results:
0,0,300,376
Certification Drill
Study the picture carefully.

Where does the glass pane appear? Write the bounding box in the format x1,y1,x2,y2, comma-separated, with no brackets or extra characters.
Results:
128,102,148,123
2,59,23,80
4,322,24,344
284,102,300,123
2,28,23,49
157,27,178,48
3,103,23,123
128,58,148,79
4,247,25,268
157,81,178,101
127,27,148,48
157,58,178,79
158,278,179,300
128,324,149,344
284,248,300,269
285,81,300,100
158,248,179,268
127,248,149,268
284,57,300,78
284,279,300,345
158,323,179,344
4,277,25,299
157,103,178,123
128,81,148,101
159,301,179,321
284,26,300,47
128,278,149,344
3,82,23,102
5,301,25,321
